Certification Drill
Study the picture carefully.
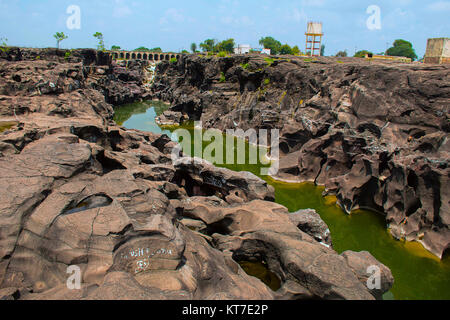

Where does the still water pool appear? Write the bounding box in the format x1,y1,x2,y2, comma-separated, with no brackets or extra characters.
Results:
114,100,450,300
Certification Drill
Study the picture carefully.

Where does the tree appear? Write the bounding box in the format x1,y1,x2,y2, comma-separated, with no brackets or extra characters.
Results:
393,39,413,48
190,43,197,53
259,37,281,55
386,39,417,61
335,50,348,57
181,50,189,54
134,47,150,52
354,50,372,58
292,45,301,55
216,38,235,53
279,44,293,55
111,45,121,51
320,45,326,57
200,39,217,52
93,32,105,51
54,32,68,49
150,47,162,52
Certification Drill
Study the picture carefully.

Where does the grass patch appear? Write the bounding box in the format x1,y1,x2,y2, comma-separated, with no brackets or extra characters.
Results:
219,72,226,83
263,78,270,85
241,63,249,70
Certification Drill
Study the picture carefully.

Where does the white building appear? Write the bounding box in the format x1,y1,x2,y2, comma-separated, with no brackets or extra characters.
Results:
234,44,251,54
234,45,271,55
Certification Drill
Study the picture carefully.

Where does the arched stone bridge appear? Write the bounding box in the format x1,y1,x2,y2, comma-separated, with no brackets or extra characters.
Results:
109,51,182,62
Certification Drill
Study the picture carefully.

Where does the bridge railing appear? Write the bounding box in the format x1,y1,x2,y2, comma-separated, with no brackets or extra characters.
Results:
108,51,182,62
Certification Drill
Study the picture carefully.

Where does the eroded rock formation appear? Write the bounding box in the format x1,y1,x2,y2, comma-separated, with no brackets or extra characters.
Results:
152,54,450,259
0,48,391,300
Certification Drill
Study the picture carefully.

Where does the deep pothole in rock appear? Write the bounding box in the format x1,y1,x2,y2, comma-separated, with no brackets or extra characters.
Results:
237,260,282,292
63,194,113,215
96,150,127,173
173,172,224,198
0,121,19,133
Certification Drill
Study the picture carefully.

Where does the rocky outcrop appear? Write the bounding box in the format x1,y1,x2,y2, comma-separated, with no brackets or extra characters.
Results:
94,59,151,105
341,251,394,300
152,54,450,259
290,209,332,247
173,157,275,202
0,47,149,107
156,111,185,126
0,49,390,300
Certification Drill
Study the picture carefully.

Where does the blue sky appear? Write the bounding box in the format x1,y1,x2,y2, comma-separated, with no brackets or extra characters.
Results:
0,0,449,57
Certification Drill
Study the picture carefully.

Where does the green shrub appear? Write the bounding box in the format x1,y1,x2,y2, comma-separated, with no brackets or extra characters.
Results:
264,58,275,66
241,63,249,70
218,51,227,58
264,78,270,85
64,51,72,60
219,72,226,83
170,57,178,64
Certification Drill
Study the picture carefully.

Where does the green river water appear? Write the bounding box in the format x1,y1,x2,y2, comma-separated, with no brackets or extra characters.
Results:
114,100,450,300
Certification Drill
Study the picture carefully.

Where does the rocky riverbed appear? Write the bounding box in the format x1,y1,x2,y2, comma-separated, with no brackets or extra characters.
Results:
0,48,393,300
152,54,450,260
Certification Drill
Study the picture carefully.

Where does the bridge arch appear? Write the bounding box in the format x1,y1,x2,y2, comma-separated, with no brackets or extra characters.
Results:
111,50,182,62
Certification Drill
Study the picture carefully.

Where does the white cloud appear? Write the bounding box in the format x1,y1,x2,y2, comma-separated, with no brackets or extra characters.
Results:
301,0,326,7
291,8,308,22
160,8,188,25
427,1,450,11
220,15,254,26
113,0,132,18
